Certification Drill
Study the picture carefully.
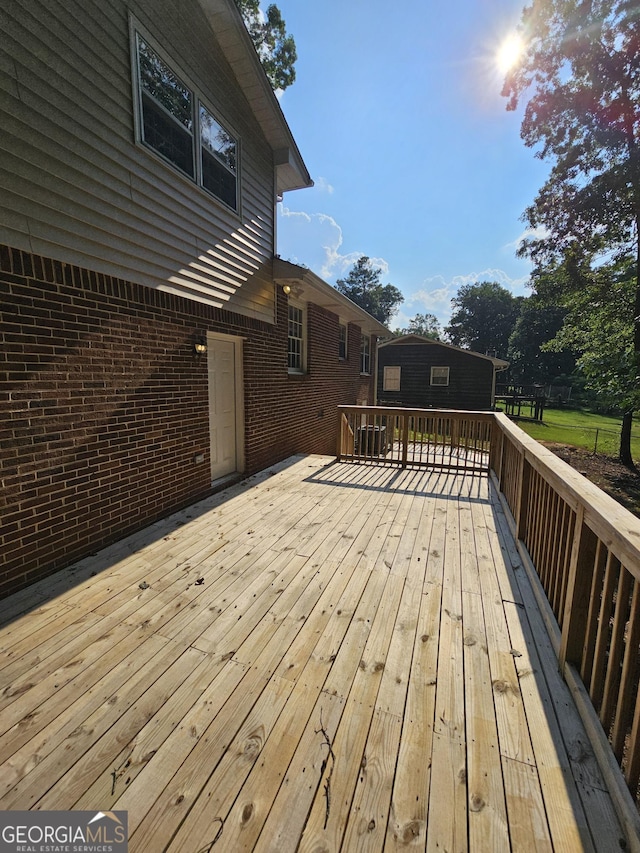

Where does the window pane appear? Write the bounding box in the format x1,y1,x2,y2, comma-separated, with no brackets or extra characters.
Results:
202,148,237,208
200,106,236,172
360,335,370,374
339,324,347,359
431,366,449,386
137,38,194,176
200,105,238,208
288,305,304,370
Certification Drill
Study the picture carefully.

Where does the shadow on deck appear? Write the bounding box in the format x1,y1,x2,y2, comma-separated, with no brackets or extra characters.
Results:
0,455,631,851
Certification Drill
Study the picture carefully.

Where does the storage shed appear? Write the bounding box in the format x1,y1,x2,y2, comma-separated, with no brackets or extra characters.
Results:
377,335,508,410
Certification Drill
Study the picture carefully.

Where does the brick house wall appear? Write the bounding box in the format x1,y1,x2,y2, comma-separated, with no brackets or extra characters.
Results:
1,245,376,598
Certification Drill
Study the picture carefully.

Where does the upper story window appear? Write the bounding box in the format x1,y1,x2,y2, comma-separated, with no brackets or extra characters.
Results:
134,31,238,211
360,334,371,375
339,324,347,360
288,303,306,372
431,366,450,386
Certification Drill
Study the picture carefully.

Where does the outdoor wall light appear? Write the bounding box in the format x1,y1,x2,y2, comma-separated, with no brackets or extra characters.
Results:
194,338,207,355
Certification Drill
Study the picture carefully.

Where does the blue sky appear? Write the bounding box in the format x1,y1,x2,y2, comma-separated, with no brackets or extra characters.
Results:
273,0,550,331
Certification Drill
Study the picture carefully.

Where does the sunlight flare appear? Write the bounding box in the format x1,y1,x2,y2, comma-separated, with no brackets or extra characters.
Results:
497,32,524,73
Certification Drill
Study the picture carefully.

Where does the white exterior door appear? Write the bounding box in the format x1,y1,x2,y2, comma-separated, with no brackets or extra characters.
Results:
207,335,240,481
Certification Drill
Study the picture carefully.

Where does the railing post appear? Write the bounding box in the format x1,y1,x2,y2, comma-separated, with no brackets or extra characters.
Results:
559,505,597,671
401,413,409,469
489,415,504,483
515,454,531,541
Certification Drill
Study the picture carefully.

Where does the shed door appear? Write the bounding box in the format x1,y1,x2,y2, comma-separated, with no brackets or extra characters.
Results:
208,336,238,481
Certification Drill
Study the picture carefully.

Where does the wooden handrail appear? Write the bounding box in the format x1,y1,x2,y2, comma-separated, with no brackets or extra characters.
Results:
337,405,493,474
491,410,640,846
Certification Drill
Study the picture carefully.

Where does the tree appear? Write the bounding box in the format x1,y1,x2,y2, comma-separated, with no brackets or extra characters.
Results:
507,299,574,384
235,0,297,91
502,0,640,465
444,281,522,357
393,313,442,339
335,257,403,325
534,254,637,414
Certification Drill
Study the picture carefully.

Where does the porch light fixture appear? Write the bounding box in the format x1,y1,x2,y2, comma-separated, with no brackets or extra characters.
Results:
194,337,207,355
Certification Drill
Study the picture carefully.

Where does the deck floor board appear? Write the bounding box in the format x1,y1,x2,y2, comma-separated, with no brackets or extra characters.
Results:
0,454,629,851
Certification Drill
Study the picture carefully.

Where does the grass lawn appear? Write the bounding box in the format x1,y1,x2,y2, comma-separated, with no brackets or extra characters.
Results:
514,407,640,461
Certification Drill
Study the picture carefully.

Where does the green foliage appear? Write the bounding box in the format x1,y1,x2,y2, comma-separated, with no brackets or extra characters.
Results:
235,0,297,90
503,0,640,464
503,0,640,268
393,313,441,339
335,256,403,326
507,300,574,383
536,256,638,413
444,281,522,358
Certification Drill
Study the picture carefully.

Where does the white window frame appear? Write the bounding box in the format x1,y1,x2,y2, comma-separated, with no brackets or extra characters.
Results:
430,366,450,386
383,365,401,391
360,334,371,375
288,302,306,373
339,323,347,360
130,18,240,213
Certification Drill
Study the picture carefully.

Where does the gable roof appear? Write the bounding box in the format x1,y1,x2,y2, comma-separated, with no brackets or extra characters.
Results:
379,334,509,369
196,0,312,194
273,259,389,337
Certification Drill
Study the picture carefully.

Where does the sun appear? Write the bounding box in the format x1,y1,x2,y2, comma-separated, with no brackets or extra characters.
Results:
497,33,524,73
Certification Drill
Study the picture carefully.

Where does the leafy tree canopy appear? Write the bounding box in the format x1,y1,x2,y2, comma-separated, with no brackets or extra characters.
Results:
503,0,640,464
444,281,522,357
335,257,404,326
235,0,297,91
507,298,574,384
393,313,442,340
535,254,637,413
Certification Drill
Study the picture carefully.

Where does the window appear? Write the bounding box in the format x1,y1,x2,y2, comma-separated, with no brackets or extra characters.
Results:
383,366,401,391
288,303,306,372
200,104,237,209
134,31,238,210
360,334,371,374
339,324,347,360
430,366,450,386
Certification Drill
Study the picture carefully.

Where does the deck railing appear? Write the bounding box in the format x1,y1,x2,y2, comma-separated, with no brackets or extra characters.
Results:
492,411,640,837
337,405,494,474
338,405,640,841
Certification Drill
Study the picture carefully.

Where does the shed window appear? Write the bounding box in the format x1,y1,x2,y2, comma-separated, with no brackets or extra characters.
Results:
288,303,306,372
383,366,401,391
430,366,450,386
134,31,238,211
360,335,371,374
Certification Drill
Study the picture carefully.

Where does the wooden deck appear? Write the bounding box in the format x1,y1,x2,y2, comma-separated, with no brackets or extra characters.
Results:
0,455,629,851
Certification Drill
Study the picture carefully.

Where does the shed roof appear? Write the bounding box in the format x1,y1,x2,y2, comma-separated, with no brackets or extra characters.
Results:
379,334,509,370
273,258,389,337
195,0,312,195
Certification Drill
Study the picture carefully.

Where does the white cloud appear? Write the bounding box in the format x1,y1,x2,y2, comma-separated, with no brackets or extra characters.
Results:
313,176,335,194
395,268,531,330
503,225,550,253
277,204,531,331
277,204,389,282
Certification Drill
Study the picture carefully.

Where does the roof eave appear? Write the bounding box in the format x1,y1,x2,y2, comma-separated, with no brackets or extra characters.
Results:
195,0,313,194
273,258,389,337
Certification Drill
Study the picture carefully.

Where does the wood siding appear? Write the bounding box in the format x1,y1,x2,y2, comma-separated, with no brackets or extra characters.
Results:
0,0,277,323
377,341,496,410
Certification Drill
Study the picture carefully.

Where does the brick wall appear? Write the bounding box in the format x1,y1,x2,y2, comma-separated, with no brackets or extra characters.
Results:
0,245,376,597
